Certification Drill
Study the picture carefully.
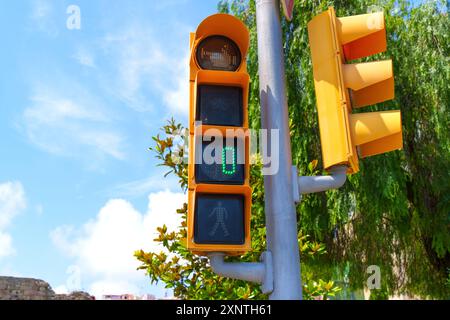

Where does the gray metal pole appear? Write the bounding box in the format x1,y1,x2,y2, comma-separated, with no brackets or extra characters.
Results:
255,0,302,300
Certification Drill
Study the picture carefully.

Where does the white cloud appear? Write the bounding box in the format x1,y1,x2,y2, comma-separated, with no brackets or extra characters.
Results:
30,0,58,36
53,285,69,295
73,47,96,68
36,204,43,216
0,181,27,259
51,190,186,298
22,83,126,163
100,24,190,116
0,182,26,229
108,173,181,198
162,51,190,116
50,225,78,257
99,27,163,112
0,232,14,259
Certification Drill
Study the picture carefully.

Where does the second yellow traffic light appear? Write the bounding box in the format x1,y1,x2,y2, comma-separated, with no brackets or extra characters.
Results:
308,8,402,174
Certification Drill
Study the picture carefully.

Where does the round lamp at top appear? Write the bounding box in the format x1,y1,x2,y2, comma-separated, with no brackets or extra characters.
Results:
196,36,242,71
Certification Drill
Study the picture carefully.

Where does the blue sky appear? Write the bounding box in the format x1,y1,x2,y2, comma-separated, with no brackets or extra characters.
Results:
0,0,219,298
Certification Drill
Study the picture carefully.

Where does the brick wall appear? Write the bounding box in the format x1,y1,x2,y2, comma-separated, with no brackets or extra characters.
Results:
0,276,94,300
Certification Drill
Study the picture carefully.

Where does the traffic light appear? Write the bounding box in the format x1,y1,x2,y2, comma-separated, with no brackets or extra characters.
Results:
307,8,402,174
187,14,252,255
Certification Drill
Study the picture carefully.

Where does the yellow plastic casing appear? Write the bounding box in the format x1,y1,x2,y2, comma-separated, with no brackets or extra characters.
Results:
307,8,402,174
187,14,251,256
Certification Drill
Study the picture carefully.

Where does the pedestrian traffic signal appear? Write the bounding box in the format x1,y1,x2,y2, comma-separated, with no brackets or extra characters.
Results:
194,194,245,245
307,8,402,174
187,14,252,255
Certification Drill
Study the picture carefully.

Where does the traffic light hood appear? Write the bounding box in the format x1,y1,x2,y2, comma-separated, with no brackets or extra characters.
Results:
191,14,249,72
337,11,387,61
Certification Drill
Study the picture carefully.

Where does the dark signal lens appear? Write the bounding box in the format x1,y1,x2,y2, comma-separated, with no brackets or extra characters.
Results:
196,36,241,71
195,137,245,185
194,194,245,245
196,85,243,126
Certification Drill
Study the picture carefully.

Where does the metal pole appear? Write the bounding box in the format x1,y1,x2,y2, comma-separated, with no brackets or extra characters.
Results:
255,0,302,300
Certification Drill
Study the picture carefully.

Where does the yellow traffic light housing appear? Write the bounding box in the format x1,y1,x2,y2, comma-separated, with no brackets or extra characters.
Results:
307,8,402,173
187,14,251,255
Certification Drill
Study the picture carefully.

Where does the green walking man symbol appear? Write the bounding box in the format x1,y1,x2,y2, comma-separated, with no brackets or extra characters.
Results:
208,201,230,237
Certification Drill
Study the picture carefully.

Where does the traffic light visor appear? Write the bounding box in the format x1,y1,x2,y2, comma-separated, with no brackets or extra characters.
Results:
337,11,387,61
343,60,395,107
194,13,249,59
349,110,402,157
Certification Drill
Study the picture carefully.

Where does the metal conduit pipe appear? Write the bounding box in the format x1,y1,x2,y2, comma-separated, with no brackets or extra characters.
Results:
209,252,273,294
298,165,347,195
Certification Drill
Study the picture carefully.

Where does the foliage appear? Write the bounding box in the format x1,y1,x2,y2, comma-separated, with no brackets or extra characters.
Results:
136,120,341,299
149,118,188,190
447,269,450,287
137,0,449,299
369,288,390,300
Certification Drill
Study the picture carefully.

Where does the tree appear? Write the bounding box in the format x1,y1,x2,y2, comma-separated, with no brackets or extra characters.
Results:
136,0,449,299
